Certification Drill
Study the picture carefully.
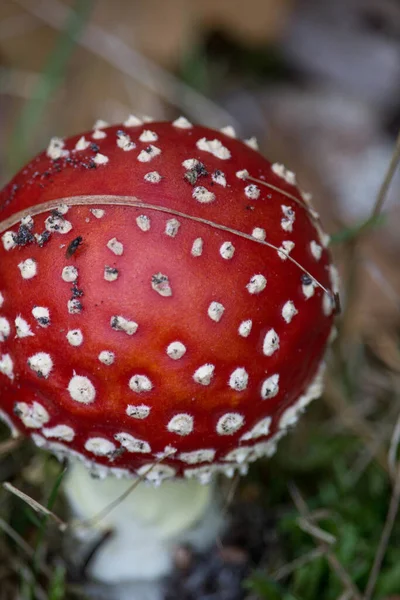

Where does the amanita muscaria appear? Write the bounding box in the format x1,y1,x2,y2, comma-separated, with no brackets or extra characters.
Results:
0,116,337,582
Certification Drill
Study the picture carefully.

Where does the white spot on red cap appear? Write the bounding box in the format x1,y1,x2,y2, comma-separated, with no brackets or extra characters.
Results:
0,318,11,342
208,301,225,322
173,116,193,129
115,432,151,453
216,413,244,435
137,145,161,162
179,449,216,464
240,416,271,441
220,125,236,138
32,307,50,327
263,329,280,356
144,171,162,183
98,350,115,365
68,299,82,314
93,153,109,165
281,206,295,232
46,137,69,160
27,353,53,378
261,374,279,399
104,267,119,282
85,437,115,456
126,404,150,419
92,130,107,140
245,184,260,200
167,414,194,436
251,227,266,241
236,170,249,180
62,266,78,283
2,232,16,251
165,219,180,237
0,354,14,380
272,163,296,185
310,241,322,261
68,375,96,404
0,292,4,308
129,374,153,393
45,214,72,234
111,316,138,335
18,258,37,280
124,114,143,127
191,237,203,257
196,137,231,160
42,424,75,442
116,131,135,151
67,329,83,346
139,130,158,142
166,341,186,360
182,158,199,169
282,301,298,323
277,241,295,260
244,137,258,150
246,274,267,294
107,238,124,256
193,364,215,386
238,319,252,337
323,293,334,317
14,401,49,428
328,265,340,295
90,208,105,219
229,368,249,391
212,171,227,187
136,463,176,484
219,242,235,260
93,119,108,129
75,136,90,151
192,186,215,203
302,278,316,299
151,273,172,297
15,316,34,338
136,215,151,231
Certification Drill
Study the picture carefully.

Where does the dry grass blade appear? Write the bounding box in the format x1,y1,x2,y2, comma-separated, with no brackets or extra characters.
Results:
363,465,400,599
2,482,67,531
13,0,236,129
272,547,326,581
74,451,176,529
371,129,400,220
289,483,363,600
388,412,400,479
0,517,52,579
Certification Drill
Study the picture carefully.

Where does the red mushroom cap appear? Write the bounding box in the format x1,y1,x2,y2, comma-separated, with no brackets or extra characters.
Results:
0,117,337,484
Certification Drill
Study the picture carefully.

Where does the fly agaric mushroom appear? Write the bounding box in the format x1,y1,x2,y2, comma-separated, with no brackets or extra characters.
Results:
0,117,337,583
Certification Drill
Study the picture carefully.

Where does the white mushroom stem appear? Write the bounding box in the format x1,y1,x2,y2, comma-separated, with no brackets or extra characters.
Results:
64,460,224,583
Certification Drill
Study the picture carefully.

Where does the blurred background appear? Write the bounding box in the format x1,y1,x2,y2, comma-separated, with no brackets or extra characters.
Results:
1,1,400,599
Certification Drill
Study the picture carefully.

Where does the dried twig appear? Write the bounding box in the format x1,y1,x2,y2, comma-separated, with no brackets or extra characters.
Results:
289,483,363,600
370,129,400,220
272,547,326,581
363,466,400,599
13,0,236,129
2,482,67,531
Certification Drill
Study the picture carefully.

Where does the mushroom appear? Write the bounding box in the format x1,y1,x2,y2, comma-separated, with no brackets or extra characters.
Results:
0,118,337,583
